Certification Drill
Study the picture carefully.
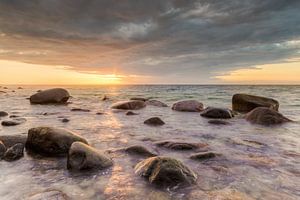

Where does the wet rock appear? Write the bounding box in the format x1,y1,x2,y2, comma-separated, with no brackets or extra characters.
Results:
3,87,8,89
126,111,138,115
144,117,165,126
70,108,90,112
9,115,20,118
232,93,279,113
1,118,26,126
135,156,197,187
201,107,233,119
172,100,204,112
146,100,168,107
130,97,149,102
0,111,8,117
67,142,113,170
0,141,6,158
190,152,221,161
61,118,70,123
30,88,70,104
245,107,291,126
111,100,146,110
26,127,88,156
3,143,24,161
155,141,208,150
96,111,105,115
208,119,231,125
36,90,42,93
102,95,109,101
17,87,23,89
28,190,69,200
0,135,27,148
125,145,157,157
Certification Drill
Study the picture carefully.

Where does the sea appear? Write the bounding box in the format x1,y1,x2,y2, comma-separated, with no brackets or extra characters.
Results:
0,85,299,199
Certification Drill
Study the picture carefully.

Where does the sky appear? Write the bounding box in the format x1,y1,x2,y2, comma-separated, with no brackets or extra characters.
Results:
0,0,300,85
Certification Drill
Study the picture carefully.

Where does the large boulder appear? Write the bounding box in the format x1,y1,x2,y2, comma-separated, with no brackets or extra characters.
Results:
245,107,291,126
26,127,88,156
146,100,168,107
111,100,146,110
67,142,113,170
172,100,204,112
29,88,70,104
135,156,197,187
3,143,24,161
232,94,279,113
144,117,165,126
200,107,233,119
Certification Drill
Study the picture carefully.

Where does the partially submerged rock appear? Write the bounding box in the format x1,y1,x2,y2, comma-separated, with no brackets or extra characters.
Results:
125,145,157,157
146,100,168,107
30,88,70,104
1,117,26,126
190,152,221,161
111,100,146,110
0,135,27,148
61,118,70,123
3,143,24,161
155,141,208,151
126,111,139,116
28,190,69,200
26,127,88,156
245,107,291,126
201,107,233,119
70,108,90,112
144,117,165,126
172,100,204,112
67,142,113,170
208,119,231,125
135,156,197,187
232,93,279,113
0,111,8,117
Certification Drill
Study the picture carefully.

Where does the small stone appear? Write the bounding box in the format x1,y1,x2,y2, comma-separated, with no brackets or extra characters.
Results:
96,112,105,115
3,143,24,161
144,117,165,126
0,111,8,117
208,119,231,125
9,115,20,118
126,111,139,116
125,145,157,157
190,152,221,160
71,108,90,112
1,118,26,126
102,95,109,101
61,118,70,123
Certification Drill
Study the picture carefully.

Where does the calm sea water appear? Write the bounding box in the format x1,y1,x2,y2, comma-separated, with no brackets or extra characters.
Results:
0,85,299,199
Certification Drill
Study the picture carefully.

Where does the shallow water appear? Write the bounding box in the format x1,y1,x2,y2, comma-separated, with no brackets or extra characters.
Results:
0,85,299,200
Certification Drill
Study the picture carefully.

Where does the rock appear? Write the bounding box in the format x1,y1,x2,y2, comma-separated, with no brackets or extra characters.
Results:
102,95,109,101
125,145,157,157
126,111,139,115
130,97,149,102
70,108,90,112
245,107,291,126
144,117,165,126
0,135,27,147
0,91,6,93
200,107,233,119
155,141,208,150
26,127,88,156
37,90,42,93
9,115,20,118
61,118,70,123
232,93,279,113
17,87,23,89
0,111,8,117
1,118,26,126
111,100,146,110
28,190,69,200
67,142,113,170
135,156,197,187
96,112,105,115
0,141,6,158
3,87,8,89
172,100,204,112
190,152,221,161
208,119,231,125
29,88,70,104
3,143,24,161
146,100,168,107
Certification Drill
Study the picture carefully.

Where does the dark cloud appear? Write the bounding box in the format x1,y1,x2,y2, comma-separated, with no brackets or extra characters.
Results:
0,0,299,82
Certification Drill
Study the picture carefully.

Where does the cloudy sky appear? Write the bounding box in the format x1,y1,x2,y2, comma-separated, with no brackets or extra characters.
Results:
0,0,300,84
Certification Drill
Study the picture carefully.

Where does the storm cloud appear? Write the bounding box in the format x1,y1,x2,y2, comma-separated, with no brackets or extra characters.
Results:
0,0,300,83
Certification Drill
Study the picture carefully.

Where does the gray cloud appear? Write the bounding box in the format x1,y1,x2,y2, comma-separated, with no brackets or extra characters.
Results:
0,0,300,83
